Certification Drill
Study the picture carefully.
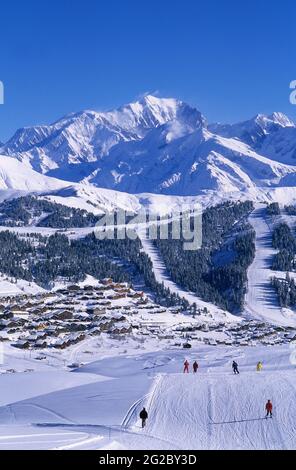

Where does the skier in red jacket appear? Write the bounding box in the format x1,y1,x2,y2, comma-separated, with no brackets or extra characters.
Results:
183,360,189,373
265,400,273,418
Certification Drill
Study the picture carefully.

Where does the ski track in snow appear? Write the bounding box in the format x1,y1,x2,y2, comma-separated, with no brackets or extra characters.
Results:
139,234,234,321
142,370,296,449
244,205,296,326
0,345,296,449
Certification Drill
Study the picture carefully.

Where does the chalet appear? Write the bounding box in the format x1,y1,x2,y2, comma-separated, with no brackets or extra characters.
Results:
27,331,47,341
95,286,110,293
141,303,155,310
52,332,85,349
78,296,93,301
108,322,132,334
111,312,127,322
55,288,66,294
22,302,36,309
98,319,114,331
45,325,60,337
67,323,87,332
110,293,126,300
0,319,25,329
69,332,86,344
132,292,144,299
52,338,70,349
86,307,106,316
14,340,30,349
0,311,14,320
42,292,56,298
88,327,101,336
83,285,95,291
114,288,130,295
98,300,112,306
158,333,175,339
35,339,48,348
168,307,182,314
10,305,28,315
0,332,9,341
68,284,80,291
48,309,74,321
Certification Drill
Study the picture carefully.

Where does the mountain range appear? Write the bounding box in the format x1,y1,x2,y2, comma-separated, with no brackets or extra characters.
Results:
1,95,296,209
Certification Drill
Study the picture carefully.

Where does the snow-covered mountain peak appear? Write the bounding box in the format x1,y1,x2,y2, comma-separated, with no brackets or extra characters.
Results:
253,112,295,130
1,95,296,202
105,94,205,132
0,95,206,175
266,112,295,128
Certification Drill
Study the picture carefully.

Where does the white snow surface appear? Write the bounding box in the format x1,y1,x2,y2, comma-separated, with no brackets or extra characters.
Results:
244,205,296,326
139,234,236,322
0,343,295,450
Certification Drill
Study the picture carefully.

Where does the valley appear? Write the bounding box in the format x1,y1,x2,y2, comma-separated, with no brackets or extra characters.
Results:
0,95,295,449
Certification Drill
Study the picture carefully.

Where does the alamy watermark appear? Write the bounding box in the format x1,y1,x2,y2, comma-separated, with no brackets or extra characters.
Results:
94,204,202,251
0,81,4,104
289,80,296,105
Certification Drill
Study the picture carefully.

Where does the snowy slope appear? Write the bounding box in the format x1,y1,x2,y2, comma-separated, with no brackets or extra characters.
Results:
210,112,296,166
209,112,295,147
0,275,45,297
139,234,236,322
142,347,296,450
83,126,296,195
244,205,296,326
0,344,295,449
0,155,68,191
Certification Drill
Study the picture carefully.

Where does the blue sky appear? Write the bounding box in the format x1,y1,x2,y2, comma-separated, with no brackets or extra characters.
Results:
0,0,296,141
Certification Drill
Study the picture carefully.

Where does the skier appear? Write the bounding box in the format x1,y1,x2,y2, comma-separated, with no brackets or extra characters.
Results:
232,360,239,374
193,361,199,373
183,359,190,373
257,361,263,372
265,400,273,418
139,407,148,428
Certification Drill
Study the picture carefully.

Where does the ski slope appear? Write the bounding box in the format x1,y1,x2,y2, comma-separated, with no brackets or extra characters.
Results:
143,372,295,450
139,235,236,322
244,205,296,326
0,345,295,449
128,346,296,450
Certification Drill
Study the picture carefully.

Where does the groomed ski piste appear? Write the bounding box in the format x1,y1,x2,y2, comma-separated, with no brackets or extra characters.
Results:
0,344,295,450
244,204,296,326
139,233,235,322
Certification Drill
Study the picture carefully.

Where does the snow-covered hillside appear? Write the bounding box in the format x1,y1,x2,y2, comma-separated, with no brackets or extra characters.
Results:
0,155,67,192
139,234,235,322
244,205,296,326
83,128,296,195
0,343,295,449
210,112,296,166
